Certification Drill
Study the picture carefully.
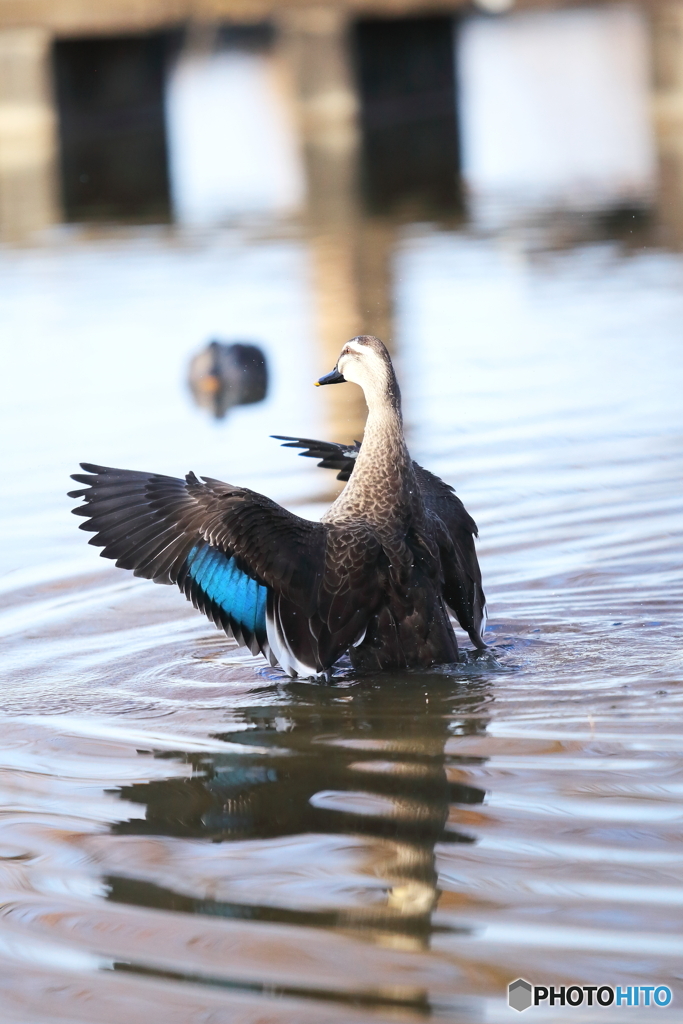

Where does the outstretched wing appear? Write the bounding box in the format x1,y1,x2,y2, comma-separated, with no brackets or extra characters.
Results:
413,464,486,648
276,436,486,648
272,436,361,482
69,463,365,675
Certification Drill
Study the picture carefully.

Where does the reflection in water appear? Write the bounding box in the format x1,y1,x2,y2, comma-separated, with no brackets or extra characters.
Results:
308,221,399,446
188,339,268,419
277,8,402,446
111,675,489,959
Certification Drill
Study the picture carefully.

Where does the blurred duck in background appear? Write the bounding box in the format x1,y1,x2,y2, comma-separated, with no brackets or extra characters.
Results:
188,339,268,419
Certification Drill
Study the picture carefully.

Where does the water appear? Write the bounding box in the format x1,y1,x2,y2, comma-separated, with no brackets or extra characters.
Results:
0,225,682,1023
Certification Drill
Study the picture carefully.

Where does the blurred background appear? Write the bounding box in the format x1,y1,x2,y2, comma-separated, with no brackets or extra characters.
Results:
1,4,683,1023
0,0,676,243
1,0,680,452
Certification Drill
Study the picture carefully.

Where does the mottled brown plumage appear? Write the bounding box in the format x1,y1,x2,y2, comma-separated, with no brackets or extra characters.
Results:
69,335,485,678
313,335,485,670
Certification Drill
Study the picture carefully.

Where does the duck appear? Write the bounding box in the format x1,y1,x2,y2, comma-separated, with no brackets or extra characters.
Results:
188,340,268,420
69,335,486,678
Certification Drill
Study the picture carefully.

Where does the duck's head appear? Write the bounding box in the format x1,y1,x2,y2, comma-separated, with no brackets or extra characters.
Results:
315,336,399,406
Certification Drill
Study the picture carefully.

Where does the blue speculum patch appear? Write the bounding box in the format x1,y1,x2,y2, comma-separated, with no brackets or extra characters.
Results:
186,544,267,634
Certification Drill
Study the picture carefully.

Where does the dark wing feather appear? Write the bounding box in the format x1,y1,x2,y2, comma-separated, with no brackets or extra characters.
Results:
413,463,486,648
69,463,326,658
272,436,361,482
69,463,380,672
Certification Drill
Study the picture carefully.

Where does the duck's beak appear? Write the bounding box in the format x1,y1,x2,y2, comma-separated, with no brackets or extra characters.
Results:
314,367,346,386
198,373,221,395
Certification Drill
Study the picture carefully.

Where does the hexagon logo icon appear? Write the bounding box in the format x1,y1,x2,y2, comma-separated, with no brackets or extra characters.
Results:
508,979,533,1012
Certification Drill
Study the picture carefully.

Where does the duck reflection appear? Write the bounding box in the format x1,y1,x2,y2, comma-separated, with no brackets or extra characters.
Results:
188,339,268,419
110,674,490,949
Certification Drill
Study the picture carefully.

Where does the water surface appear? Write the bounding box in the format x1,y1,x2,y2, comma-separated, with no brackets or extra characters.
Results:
0,226,682,1023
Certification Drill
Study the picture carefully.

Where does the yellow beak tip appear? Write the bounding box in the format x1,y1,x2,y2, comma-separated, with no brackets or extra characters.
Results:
313,381,320,386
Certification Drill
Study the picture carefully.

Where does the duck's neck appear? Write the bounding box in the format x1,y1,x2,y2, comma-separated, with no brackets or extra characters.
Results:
324,382,415,526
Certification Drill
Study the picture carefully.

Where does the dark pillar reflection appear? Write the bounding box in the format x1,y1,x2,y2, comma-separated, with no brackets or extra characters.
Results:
53,32,174,223
354,15,462,219
109,675,491,953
